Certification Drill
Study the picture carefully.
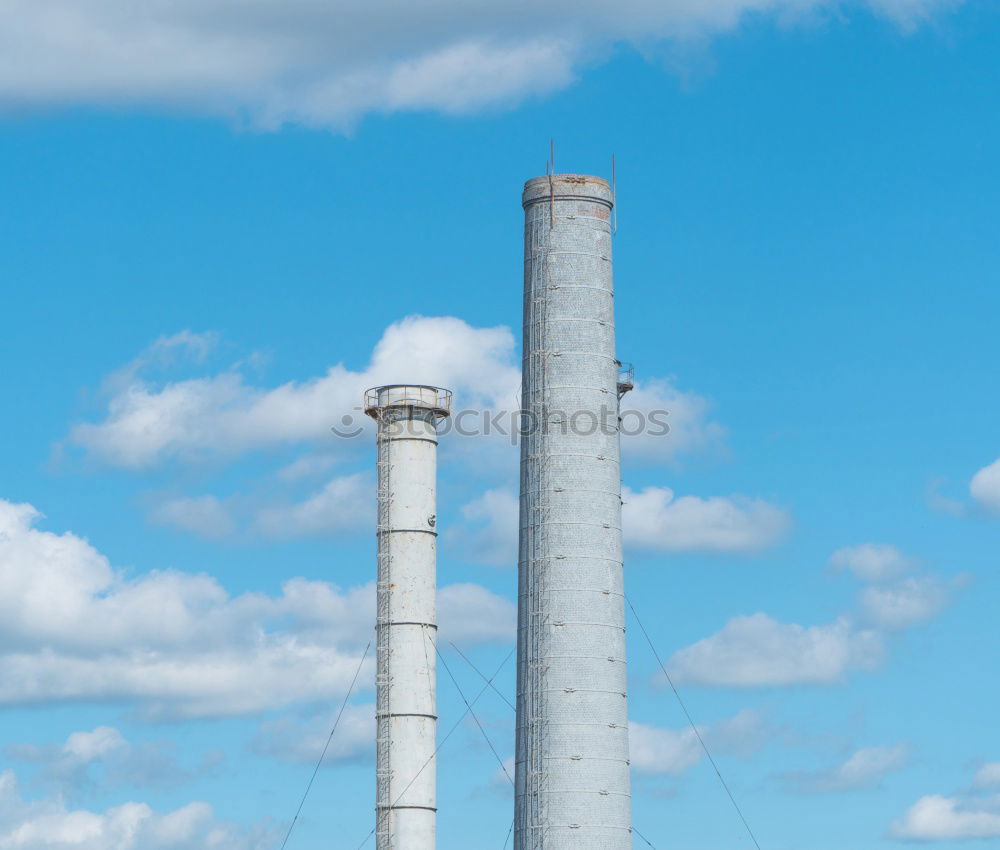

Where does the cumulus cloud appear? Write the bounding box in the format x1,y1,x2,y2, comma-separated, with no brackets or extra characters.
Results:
0,0,959,129
449,482,788,564
0,498,513,718
68,317,721,475
829,543,914,582
667,613,884,687
620,379,725,463
890,794,1000,841
664,541,956,688
623,486,790,553
784,745,909,793
970,458,1000,514
68,317,520,470
860,576,950,631
829,544,956,630
0,769,276,850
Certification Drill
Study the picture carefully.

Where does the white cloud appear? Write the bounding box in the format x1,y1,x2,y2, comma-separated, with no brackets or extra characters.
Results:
0,0,958,129
0,769,275,850
662,538,957,689
149,496,236,540
101,331,218,397
970,458,1000,514
829,544,955,630
448,488,519,566
252,473,372,539
860,576,950,631
667,613,884,687
620,378,725,463
149,472,373,541
378,38,577,113
829,543,913,582
974,763,1000,790
890,794,1000,841
69,318,722,475
621,378,725,461
8,727,128,788
663,541,957,688
629,722,702,776
785,744,909,792
68,316,519,469
0,498,513,718
449,483,788,564
623,486,790,553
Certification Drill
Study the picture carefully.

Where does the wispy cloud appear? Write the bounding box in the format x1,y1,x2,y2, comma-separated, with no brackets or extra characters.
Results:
252,473,373,539
829,543,914,582
251,705,374,765
7,727,222,796
149,495,237,541
629,709,775,776
783,744,909,793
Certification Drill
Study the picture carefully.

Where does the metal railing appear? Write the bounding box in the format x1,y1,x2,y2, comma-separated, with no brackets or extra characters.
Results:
616,362,634,397
364,385,453,418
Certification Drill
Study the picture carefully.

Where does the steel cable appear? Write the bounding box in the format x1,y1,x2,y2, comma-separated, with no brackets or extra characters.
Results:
626,596,763,850
353,648,515,849
278,639,372,850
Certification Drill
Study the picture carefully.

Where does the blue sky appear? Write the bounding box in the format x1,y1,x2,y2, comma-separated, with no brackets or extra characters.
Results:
1,1,999,847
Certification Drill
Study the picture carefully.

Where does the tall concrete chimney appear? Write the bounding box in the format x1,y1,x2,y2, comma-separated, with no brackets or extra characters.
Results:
365,385,452,850
514,175,632,849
